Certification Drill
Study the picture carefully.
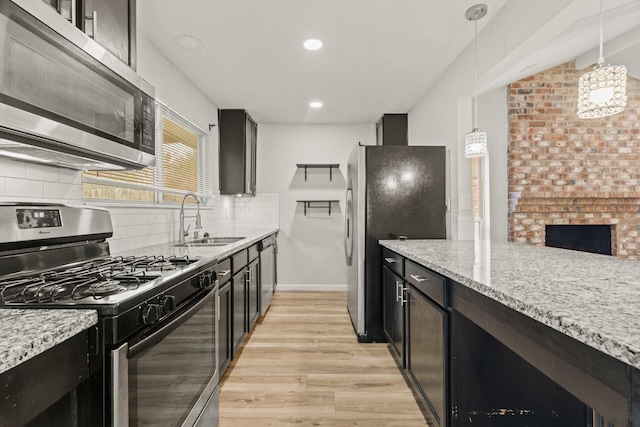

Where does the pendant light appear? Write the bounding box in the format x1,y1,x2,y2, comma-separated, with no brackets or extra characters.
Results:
577,0,627,119
464,4,488,158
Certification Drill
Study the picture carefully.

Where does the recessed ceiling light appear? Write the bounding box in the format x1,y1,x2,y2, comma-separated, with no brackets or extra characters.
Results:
175,35,203,51
310,101,323,108
303,39,323,51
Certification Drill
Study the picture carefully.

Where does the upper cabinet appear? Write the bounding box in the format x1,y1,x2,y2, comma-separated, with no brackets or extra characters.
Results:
376,113,408,146
81,0,136,68
219,109,257,196
41,0,136,68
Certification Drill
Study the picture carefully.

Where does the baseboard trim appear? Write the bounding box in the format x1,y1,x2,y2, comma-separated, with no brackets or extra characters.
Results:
275,284,348,292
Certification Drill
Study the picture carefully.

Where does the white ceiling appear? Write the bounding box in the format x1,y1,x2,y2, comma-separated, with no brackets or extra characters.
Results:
139,0,640,124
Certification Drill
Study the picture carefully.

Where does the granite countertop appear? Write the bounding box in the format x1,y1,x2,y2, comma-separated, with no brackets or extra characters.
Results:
380,239,640,370
0,309,97,374
113,228,279,261
0,228,278,374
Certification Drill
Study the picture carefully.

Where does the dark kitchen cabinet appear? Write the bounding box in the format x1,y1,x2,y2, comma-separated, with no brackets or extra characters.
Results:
376,113,408,145
40,0,136,68
407,285,447,427
247,258,259,330
217,258,232,375
1,330,92,427
218,281,230,376
382,265,405,367
219,109,257,196
231,269,246,357
81,0,136,68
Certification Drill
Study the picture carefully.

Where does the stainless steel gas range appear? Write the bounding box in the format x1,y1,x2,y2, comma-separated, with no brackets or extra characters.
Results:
0,203,219,427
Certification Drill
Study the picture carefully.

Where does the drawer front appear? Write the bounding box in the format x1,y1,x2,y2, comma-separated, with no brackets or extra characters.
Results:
248,243,259,262
259,233,277,250
217,257,232,285
232,249,248,274
405,260,446,307
382,247,404,276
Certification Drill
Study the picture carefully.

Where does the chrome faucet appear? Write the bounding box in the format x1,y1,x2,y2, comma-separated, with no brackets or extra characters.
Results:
179,193,202,244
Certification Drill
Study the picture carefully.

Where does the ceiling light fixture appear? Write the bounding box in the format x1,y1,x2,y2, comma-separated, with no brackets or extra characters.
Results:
577,0,627,119
175,35,203,52
303,39,323,51
464,4,488,159
309,101,323,108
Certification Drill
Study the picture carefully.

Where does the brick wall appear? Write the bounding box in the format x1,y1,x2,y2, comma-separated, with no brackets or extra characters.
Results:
508,61,640,259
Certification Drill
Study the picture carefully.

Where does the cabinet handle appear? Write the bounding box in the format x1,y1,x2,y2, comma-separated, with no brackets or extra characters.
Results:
401,287,408,306
70,0,77,25
384,257,397,264
219,269,231,277
410,274,429,283
92,10,97,39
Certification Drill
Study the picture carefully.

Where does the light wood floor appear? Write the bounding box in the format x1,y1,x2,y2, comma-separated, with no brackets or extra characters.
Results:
218,291,429,427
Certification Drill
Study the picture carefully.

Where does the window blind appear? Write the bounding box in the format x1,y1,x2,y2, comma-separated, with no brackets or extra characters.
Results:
83,100,210,203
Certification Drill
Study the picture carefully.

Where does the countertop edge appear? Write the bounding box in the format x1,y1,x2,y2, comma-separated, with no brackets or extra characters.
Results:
0,309,98,375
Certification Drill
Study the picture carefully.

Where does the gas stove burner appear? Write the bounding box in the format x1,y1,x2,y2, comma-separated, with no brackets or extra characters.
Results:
77,281,128,299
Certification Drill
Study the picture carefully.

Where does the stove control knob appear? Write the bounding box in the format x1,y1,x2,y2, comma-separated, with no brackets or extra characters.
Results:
142,303,161,325
160,295,176,314
197,271,213,289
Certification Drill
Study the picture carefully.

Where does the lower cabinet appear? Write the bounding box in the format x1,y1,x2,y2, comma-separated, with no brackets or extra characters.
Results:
407,285,447,427
247,258,259,330
231,269,246,357
218,280,231,376
382,265,405,366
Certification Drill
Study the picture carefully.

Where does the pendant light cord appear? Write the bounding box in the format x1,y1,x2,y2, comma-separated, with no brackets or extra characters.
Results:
473,15,479,130
598,0,604,65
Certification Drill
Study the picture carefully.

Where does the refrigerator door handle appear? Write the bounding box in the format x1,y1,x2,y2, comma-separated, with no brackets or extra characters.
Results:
344,186,353,265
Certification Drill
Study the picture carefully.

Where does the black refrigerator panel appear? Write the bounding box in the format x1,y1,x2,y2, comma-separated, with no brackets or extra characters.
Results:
363,146,446,342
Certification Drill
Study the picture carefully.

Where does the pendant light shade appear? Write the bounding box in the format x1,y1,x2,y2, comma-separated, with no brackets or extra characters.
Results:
577,0,627,119
465,4,488,159
578,64,627,118
465,129,488,158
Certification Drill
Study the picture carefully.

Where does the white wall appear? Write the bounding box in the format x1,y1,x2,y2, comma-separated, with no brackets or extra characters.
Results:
257,124,375,289
407,0,574,241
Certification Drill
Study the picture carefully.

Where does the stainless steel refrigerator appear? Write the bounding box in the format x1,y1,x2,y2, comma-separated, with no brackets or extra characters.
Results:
344,144,446,342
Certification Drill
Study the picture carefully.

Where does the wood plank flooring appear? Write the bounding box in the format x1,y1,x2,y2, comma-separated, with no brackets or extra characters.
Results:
219,291,429,426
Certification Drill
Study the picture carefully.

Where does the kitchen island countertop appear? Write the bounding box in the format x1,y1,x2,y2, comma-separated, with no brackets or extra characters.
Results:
379,239,640,370
0,309,97,374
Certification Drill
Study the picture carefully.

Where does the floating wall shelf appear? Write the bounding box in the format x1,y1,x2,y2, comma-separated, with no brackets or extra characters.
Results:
296,163,340,181
296,200,340,216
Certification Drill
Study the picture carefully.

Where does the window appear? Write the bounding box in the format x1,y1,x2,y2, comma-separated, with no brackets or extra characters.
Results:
83,101,210,203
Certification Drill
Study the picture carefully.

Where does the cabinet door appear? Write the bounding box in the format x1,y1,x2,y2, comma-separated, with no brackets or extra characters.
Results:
382,266,404,366
218,282,231,376
245,115,257,195
247,259,259,329
82,0,132,66
407,286,447,427
231,270,246,357
219,109,257,196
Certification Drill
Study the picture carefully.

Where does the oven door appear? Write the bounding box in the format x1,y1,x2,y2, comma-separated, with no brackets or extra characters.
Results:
111,287,219,427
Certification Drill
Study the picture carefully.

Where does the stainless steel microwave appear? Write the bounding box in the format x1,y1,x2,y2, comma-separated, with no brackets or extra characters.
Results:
0,0,155,170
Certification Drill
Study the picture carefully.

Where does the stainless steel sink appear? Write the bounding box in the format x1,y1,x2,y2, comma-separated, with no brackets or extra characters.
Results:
175,237,246,247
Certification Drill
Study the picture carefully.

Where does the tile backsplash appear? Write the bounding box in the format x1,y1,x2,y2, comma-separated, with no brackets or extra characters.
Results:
0,158,83,203
0,157,280,253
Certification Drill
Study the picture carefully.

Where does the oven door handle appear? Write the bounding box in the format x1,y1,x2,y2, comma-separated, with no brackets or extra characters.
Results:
128,289,215,358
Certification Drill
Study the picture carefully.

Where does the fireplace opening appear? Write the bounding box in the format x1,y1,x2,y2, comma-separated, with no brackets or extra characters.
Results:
545,225,612,256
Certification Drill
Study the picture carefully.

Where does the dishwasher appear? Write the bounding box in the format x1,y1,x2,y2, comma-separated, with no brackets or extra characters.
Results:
259,233,277,316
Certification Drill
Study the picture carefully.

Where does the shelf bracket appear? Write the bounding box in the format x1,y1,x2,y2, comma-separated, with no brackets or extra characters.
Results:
304,165,308,181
